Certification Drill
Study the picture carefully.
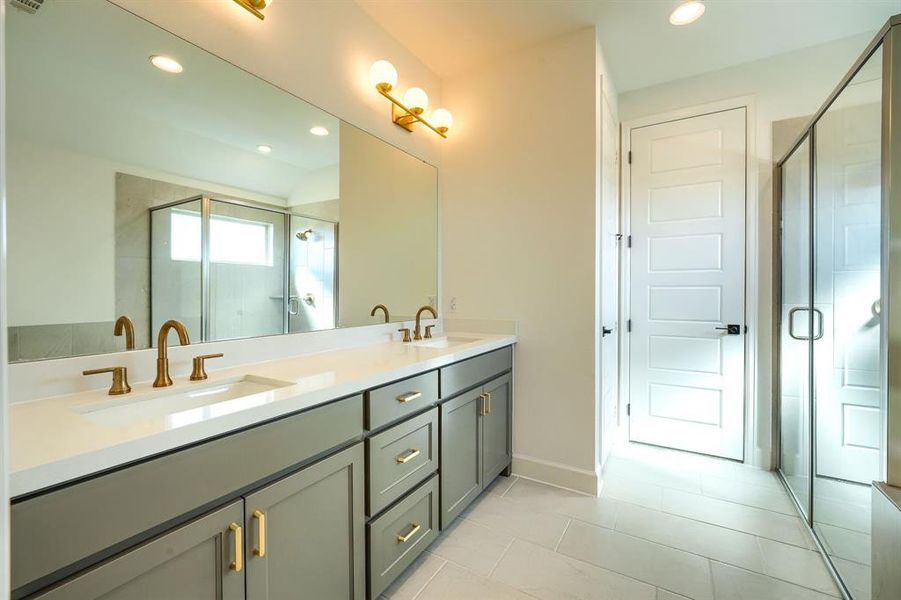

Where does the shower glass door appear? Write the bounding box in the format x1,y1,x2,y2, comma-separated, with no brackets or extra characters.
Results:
780,136,812,518
812,48,883,597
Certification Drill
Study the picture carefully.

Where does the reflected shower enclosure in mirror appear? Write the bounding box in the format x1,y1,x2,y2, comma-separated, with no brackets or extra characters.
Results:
5,0,438,362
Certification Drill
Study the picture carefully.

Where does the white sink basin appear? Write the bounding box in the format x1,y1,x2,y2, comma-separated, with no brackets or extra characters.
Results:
414,336,480,349
75,375,294,428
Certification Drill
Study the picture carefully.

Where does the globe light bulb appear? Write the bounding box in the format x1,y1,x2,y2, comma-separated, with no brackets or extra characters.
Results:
430,108,453,134
369,60,398,92
403,87,429,114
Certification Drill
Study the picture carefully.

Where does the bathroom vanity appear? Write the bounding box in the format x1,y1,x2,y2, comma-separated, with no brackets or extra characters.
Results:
10,339,514,599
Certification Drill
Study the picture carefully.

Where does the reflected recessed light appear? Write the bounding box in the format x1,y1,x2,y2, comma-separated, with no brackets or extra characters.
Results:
669,1,705,25
257,144,272,154
310,126,329,137
149,55,183,74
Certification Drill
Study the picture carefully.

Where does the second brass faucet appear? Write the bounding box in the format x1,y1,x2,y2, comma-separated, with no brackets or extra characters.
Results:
154,319,190,387
413,305,437,341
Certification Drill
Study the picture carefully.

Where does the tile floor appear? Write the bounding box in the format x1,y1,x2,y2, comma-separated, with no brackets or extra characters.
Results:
382,443,846,600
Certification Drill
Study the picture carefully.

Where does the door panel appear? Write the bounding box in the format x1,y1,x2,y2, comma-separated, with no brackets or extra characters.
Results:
600,95,620,467
629,108,747,460
481,374,512,484
35,501,244,600
244,444,364,600
439,389,482,529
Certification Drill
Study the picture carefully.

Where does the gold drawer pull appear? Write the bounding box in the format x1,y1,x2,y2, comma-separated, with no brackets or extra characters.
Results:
396,449,421,464
397,523,421,543
479,393,488,416
397,391,422,403
252,510,266,557
229,522,243,572
486,391,492,416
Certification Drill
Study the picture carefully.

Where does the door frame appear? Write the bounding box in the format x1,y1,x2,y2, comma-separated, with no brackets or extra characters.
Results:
619,95,761,465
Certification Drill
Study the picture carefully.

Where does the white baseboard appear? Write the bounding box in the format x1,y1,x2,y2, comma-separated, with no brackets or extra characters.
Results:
512,453,600,496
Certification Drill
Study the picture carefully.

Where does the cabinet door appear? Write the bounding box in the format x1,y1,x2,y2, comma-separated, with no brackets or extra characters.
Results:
244,443,365,600
481,374,512,484
439,388,483,529
34,501,244,600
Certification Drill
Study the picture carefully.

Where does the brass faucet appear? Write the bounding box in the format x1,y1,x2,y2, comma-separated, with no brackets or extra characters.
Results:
154,320,190,387
370,304,390,323
114,315,135,351
413,305,437,341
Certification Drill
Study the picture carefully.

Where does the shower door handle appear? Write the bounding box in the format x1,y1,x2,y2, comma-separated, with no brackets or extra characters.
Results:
288,296,300,315
788,307,824,341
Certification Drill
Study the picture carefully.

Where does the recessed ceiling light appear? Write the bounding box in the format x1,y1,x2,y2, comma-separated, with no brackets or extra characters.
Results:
669,1,705,26
310,126,329,137
257,144,272,154
149,55,183,74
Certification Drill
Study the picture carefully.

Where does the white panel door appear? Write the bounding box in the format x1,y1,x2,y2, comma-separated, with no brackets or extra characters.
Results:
629,108,746,460
814,92,882,484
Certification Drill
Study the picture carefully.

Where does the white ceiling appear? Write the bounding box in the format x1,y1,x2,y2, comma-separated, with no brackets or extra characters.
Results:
355,0,900,92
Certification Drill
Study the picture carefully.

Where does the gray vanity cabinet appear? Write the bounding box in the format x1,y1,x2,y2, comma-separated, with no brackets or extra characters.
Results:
481,373,512,484
32,500,245,600
244,443,365,600
439,388,484,529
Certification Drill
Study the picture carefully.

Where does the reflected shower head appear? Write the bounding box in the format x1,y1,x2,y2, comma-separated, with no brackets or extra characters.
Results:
297,229,313,241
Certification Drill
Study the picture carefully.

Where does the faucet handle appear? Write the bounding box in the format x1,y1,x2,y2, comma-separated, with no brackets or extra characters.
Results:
398,328,412,343
83,366,132,396
424,325,436,339
190,353,224,381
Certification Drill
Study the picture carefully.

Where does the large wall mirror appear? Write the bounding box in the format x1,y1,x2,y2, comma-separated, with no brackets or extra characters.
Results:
6,0,438,362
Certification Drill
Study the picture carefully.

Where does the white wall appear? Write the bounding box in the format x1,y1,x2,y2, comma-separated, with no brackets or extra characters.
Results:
619,31,876,467
441,27,607,493
112,0,444,169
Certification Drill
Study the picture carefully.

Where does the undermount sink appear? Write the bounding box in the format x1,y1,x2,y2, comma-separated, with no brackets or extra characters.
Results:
413,336,480,349
75,375,294,428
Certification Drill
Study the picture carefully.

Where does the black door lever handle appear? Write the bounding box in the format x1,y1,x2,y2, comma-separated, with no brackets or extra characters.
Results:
715,324,742,335
602,326,614,337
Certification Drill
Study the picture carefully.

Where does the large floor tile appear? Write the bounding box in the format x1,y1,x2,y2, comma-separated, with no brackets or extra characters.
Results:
615,501,765,572
464,492,571,549
757,538,840,596
557,519,714,600
601,475,664,510
428,518,514,576
506,478,619,529
700,474,797,515
380,552,447,600
416,562,533,600
604,456,703,493
657,590,692,600
710,561,839,600
662,488,811,547
491,538,657,600
487,474,519,497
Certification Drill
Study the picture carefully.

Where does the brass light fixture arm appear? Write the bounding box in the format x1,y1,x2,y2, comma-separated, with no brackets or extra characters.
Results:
377,89,448,139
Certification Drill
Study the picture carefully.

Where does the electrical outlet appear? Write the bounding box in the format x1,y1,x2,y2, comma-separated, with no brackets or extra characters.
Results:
449,296,457,313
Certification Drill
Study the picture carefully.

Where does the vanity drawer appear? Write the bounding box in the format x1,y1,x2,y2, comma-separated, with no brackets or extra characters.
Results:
440,346,513,398
367,408,438,516
11,395,364,596
366,370,438,431
367,474,439,599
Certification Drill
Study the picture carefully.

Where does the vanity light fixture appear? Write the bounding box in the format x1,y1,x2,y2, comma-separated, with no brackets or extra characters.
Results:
369,60,451,138
669,1,705,25
310,126,329,136
257,144,272,154
233,0,273,20
150,55,183,74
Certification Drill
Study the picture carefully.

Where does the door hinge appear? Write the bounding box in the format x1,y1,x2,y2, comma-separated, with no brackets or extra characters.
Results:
627,403,631,416
627,151,632,164
627,235,632,248
626,319,632,333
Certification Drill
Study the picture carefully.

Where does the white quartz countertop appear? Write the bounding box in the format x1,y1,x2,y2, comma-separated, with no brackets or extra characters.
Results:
10,333,516,498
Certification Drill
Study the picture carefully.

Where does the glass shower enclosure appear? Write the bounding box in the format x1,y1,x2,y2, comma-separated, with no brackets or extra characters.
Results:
776,15,901,599
150,195,337,345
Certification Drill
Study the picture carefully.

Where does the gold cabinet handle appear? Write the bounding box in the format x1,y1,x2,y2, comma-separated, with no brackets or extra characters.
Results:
397,523,421,543
252,510,266,557
397,391,422,404
229,522,243,572
396,449,421,464
479,393,488,416
486,391,492,416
